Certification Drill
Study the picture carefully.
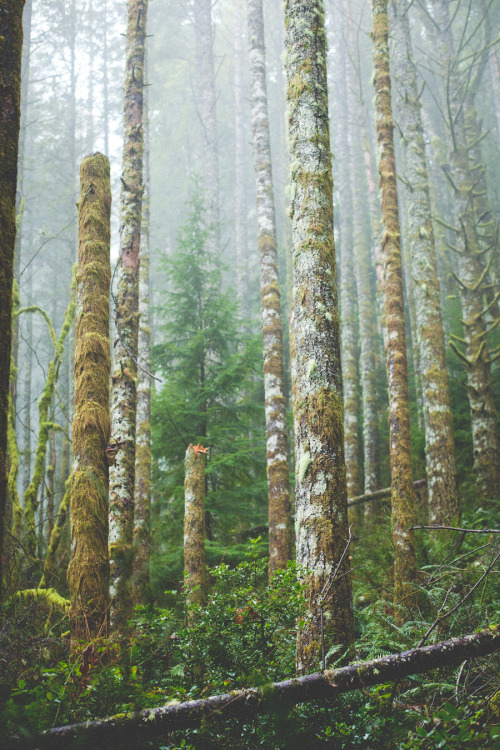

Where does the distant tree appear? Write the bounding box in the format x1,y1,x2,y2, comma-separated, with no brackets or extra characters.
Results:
285,0,354,673
0,0,26,602
151,185,265,589
193,0,220,258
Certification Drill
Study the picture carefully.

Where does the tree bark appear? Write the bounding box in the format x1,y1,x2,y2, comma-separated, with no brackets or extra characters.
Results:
285,0,354,674
184,444,207,606
371,0,417,614
0,0,26,602
247,0,292,575
390,0,459,525
68,153,111,650
132,77,151,605
109,0,148,629
17,629,500,750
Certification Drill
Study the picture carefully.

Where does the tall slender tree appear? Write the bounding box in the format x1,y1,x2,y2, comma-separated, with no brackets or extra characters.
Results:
109,0,148,628
193,0,220,258
0,0,26,601
371,0,417,613
132,73,152,604
68,153,111,650
390,0,459,524
333,20,362,502
285,0,353,673
247,0,291,574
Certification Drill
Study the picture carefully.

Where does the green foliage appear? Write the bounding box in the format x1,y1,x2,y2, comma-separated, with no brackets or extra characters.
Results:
151,183,267,593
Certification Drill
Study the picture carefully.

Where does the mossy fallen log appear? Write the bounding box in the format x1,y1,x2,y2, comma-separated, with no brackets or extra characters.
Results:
9,628,499,749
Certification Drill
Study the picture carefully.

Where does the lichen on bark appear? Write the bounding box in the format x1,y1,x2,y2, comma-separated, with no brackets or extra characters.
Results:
184,445,207,606
247,0,292,575
285,0,354,674
109,0,148,629
371,0,417,615
68,153,111,650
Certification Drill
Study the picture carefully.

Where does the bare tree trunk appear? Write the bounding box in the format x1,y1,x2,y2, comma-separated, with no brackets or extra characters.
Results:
334,22,362,503
247,0,291,574
109,0,148,629
234,0,248,315
285,0,354,674
184,444,207,606
68,153,111,650
340,0,380,498
390,0,460,525
371,0,417,615
194,0,220,258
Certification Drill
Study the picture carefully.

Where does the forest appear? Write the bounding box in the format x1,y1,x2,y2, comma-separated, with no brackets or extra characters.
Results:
0,0,500,747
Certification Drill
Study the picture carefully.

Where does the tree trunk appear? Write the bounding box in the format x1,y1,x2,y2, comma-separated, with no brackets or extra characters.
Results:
132,76,151,605
0,0,26,602
428,0,500,504
390,0,459,525
234,0,249,316
19,629,500,750
193,0,220,258
11,0,32,417
184,444,207,606
285,0,354,674
109,0,148,629
247,0,292,575
22,289,75,577
371,0,417,614
68,153,111,650
333,21,362,503
340,2,380,498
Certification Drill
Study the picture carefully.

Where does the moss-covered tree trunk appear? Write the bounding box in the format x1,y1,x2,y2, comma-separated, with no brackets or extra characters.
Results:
22,289,75,575
184,444,207,606
194,0,220,258
371,0,417,612
0,0,26,601
109,0,148,629
68,154,111,650
334,24,362,503
390,0,459,525
285,0,354,674
248,0,291,574
132,78,151,605
428,0,500,504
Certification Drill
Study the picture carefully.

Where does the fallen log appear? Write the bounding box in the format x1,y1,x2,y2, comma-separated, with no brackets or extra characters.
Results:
9,628,499,749
348,478,427,506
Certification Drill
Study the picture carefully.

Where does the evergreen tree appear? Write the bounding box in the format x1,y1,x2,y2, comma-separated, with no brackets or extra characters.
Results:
151,185,266,589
